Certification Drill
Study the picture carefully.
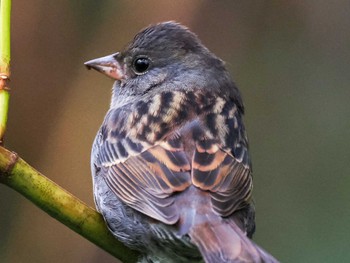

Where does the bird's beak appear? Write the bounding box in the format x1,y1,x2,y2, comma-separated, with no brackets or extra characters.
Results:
84,53,124,80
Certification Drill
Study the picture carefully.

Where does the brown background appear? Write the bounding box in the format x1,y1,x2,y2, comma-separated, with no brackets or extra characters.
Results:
1,1,350,262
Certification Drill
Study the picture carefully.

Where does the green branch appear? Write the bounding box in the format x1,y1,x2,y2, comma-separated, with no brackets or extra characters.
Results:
0,0,11,142
0,0,11,62
0,146,140,263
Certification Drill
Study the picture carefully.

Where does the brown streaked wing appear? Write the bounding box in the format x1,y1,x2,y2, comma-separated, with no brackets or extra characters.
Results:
100,133,192,224
192,137,252,217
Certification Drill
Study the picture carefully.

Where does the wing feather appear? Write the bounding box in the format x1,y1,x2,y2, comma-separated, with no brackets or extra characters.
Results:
98,119,191,224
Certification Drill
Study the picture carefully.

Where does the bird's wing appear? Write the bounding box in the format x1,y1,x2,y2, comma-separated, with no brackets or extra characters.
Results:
190,99,253,217
95,108,191,224
192,136,252,217
95,96,252,224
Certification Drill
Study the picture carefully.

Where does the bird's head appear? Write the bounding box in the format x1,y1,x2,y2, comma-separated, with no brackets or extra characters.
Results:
85,21,242,110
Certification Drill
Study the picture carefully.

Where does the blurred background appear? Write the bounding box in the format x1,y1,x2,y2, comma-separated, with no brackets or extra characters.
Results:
1,1,350,262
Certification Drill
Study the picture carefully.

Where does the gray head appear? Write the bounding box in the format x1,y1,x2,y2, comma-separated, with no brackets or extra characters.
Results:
85,21,243,111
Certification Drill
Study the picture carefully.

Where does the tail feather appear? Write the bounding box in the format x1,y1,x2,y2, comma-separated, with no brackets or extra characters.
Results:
189,220,278,263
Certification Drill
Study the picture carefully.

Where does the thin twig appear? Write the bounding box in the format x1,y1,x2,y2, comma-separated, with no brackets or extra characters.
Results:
0,0,11,143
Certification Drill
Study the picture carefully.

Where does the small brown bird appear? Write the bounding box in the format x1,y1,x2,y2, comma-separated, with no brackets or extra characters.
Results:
86,21,278,263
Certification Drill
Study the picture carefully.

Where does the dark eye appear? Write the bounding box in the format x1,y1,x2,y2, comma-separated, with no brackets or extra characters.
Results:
133,57,150,74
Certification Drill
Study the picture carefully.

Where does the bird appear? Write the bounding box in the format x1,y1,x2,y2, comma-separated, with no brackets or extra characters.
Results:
85,21,278,263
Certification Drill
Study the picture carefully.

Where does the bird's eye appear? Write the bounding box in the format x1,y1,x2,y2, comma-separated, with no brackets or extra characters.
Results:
132,57,150,74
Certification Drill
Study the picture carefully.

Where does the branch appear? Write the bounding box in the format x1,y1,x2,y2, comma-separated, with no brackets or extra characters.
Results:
0,146,140,262
0,0,11,142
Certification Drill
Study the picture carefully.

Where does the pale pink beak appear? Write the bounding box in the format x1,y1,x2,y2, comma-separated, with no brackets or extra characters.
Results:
85,53,124,80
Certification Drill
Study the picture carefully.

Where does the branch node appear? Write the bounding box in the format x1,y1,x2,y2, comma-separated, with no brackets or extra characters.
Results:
0,73,10,90
5,150,18,173
0,147,18,180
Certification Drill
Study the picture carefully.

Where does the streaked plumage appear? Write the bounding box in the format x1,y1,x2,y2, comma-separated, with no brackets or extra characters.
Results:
87,21,278,263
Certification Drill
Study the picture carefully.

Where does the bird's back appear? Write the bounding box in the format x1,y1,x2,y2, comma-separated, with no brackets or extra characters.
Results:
91,89,278,262
88,21,278,263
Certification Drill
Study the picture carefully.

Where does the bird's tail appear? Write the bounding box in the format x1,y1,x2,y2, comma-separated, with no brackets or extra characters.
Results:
189,219,278,263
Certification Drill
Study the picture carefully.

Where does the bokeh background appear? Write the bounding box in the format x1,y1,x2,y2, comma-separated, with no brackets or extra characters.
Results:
1,1,350,262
